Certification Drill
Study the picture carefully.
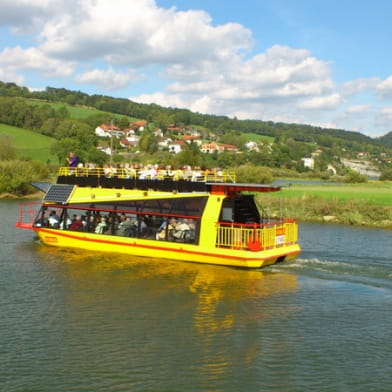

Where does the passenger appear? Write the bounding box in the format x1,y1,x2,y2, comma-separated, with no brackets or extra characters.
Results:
173,167,184,181
136,216,148,237
191,166,202,182
166,165,175,178
138,164,149,179
156,219,168,240
67,152,78,173
48,210,60,228
124,163,136,179
94,216,108,234
147,164,157,179
117,215,133,236
59,216,72,229
69,215,84,231
183,165,193,180
86,215,96,232
80,215,88,230
173,219,190,240
103,164,111,177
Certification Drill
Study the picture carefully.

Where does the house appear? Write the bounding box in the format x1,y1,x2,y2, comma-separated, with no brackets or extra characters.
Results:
302,156,315,169
181,135,202,146
130,120,148,131
120,139,137,149
200,142,223,154
220,144,238,153
152,128,164,138
245,141,259,152
158,137,172,149
97,146,112,155
311,149,323,157
168,140,186,153
95,124,124,138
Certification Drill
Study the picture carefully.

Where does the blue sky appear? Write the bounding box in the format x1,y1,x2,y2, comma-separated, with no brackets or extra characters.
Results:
1,0,392,137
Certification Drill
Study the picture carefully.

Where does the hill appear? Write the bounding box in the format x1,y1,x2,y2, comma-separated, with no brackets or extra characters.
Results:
0,124,57,163
0,81,391,175
377,131,392,148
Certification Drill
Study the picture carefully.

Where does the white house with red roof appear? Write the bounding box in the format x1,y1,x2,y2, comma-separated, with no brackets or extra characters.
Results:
95,124,124,138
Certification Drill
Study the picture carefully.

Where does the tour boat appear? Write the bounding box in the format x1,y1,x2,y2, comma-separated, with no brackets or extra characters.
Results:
16,167,301,268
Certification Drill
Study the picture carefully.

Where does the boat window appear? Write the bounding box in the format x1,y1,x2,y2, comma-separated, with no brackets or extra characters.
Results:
39,197,208,245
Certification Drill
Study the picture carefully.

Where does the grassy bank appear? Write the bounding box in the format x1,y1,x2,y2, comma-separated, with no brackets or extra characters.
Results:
0,124,57,163
261,181,392,229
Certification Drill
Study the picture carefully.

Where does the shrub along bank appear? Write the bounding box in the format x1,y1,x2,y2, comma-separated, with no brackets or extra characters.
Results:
0,160,50,196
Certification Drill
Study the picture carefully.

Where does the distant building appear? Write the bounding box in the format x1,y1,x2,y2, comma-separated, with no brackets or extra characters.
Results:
302,156,315,169
130,120,148,131
200,142,223,154
95,124,124,138
168,140,186,153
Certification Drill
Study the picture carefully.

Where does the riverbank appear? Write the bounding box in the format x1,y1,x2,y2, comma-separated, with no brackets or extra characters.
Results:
262,181,392,229
0,191,43,199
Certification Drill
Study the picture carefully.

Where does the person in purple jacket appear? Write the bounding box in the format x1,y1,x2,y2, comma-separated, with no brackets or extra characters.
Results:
67,152,78,168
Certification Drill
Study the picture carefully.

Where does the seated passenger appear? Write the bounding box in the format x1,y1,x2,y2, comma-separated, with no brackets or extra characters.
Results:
117,216,134,236
94,216,108,234
69,215,84,231
156,218,176,240
48,210,60,228
136,216,148,237
59,217,72,229
172,219,190,240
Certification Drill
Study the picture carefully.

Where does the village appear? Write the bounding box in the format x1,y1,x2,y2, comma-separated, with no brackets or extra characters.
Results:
94,121,387,178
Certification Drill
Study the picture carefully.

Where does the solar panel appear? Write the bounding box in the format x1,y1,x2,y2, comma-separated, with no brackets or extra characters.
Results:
43,184,76,203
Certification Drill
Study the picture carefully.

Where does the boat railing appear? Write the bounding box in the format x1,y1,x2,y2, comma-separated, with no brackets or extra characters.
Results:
15,201,42,229
216,220,298,251
58,167,236,183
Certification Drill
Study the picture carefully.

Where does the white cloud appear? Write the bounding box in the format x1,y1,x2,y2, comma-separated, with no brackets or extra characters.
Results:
297,93,342,110
0,0,75,34
36,0,252,67
75,67,145,90
345,104,371,114
376,76,392,99
341,78,379,97
0,67,25,85
375,106,392,127
0,46,74,77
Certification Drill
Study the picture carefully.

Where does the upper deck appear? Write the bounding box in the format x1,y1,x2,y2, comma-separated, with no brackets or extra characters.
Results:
56,166,281,196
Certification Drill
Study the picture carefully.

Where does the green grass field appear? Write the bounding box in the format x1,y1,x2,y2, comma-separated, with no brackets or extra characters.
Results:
0,124,58,163
26,99,137,121
241,133,274,143
279,182,392,206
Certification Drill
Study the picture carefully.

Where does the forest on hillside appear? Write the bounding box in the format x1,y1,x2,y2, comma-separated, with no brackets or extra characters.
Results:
1,80,392,193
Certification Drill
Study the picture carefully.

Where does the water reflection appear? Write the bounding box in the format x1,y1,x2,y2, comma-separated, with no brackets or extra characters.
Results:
34,247,299,383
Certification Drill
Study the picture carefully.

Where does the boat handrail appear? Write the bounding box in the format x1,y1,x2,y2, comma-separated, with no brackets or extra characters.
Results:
58,166,236,183
217,219,296,228
216,220,298,251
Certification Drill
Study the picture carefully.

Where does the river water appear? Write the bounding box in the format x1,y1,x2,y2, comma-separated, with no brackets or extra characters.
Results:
1,200,391,392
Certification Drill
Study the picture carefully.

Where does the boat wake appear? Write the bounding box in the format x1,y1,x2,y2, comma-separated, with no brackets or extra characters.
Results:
269,257,392,291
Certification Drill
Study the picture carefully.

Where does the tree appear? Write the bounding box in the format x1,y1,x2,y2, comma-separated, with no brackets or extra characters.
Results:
379,168,392,181
51,138,81,164
138,131,158,153
235,165,273,184
344,170,368,183
0,134,17,160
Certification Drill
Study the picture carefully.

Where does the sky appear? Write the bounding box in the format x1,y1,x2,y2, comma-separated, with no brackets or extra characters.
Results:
1,0,392,137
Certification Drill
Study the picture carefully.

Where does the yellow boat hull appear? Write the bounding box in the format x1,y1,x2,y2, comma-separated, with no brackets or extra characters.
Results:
35,228,300,269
